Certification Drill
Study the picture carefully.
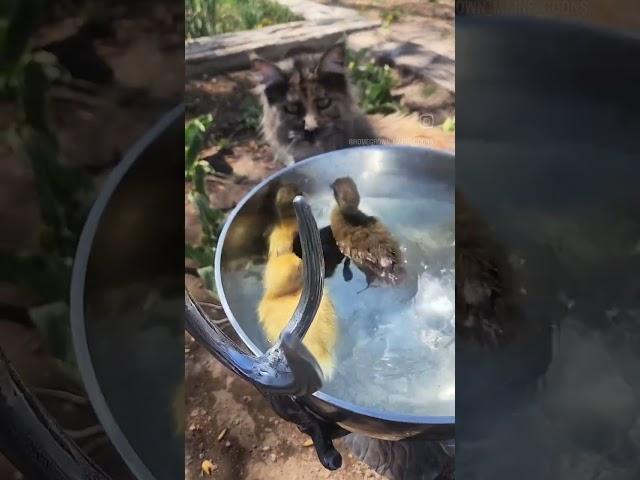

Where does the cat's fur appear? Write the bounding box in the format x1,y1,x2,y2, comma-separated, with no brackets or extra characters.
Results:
251,44,454,164
251,43,375,164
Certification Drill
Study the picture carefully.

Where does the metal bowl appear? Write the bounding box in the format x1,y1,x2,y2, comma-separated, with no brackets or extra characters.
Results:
215,145,455,441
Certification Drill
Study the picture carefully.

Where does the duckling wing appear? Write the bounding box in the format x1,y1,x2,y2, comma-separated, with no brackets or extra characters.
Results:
337,220,405,284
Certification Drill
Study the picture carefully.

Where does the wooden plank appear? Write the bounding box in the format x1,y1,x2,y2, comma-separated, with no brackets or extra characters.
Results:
186,18,380,78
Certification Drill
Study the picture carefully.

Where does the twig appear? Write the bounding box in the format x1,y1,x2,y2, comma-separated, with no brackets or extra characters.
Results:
64,424,105,440
49,86,110,109
32,387,90,406
198,301,223,310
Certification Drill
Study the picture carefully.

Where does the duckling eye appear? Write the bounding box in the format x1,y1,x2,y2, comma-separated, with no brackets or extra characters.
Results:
283,102,302,115
315,97,332,110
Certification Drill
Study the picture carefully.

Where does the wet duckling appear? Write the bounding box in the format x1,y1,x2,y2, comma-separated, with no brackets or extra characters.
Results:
268,183,303,257
455,190,518,349
330,177,405,290
258,253,337,379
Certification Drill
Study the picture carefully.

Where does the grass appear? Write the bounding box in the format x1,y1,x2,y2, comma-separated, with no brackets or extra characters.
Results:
240,95,262,133
186,0,301,39
347,48,404,115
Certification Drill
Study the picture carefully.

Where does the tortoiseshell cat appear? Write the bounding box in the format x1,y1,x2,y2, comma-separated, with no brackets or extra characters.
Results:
251,43,454,164
251,43,375,164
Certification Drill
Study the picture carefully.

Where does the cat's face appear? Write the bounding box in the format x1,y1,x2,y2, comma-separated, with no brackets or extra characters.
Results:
252,44,360,162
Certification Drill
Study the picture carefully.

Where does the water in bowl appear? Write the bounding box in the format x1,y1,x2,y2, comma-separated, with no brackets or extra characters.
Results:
224,192,455,417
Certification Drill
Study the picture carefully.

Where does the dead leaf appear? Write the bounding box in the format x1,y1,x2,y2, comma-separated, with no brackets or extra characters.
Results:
201,460,216,476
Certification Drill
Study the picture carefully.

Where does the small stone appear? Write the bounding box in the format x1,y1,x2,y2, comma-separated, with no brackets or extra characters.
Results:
225,440,231,448
270,453,277,463
303,439,314,447
242,395,251,403
262,446,270,452
201,460,216,476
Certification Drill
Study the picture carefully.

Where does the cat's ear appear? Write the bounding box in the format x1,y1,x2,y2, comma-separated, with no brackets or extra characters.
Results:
317,42,346,75
250,54,286,86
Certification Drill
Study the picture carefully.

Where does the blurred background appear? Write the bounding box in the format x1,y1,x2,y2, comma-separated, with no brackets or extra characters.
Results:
0,0,182,478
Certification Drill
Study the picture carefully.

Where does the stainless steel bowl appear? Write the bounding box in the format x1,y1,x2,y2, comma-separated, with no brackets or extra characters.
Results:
214,145,455,441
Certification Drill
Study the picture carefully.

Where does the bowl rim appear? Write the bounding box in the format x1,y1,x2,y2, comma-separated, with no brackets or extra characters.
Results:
70,105,185,480
215,145,456,427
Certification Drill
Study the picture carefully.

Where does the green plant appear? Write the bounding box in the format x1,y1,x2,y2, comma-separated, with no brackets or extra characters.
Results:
442,116,455,132
185,0,217,39
347,49,403,115
381,7,402,27
186,0,301,38
1,0,95,376
241,96,262,133
184,115,224,296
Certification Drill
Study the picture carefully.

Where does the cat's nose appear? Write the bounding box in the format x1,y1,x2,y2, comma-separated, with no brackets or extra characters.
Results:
304,114,318,132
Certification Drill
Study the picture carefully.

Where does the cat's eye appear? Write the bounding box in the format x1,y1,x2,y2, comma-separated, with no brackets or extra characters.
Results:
283,102,301,115
315,97,332,110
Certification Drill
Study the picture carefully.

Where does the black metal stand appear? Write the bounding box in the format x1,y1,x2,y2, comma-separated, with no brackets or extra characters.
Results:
0,346,111,480
266,394,348,470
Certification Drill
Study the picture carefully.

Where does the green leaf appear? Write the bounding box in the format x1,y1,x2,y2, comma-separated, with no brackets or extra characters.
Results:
184,114,213,180
193,162,207,195
0,0,42,70
28,301,74,365
185,243,214,267
442,116,455,132
197,265,217,297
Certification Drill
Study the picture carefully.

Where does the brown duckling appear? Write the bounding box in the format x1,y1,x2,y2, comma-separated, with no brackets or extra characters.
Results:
330,177,405,290
267,183,303,257
455,190,517,349
258,253,338,379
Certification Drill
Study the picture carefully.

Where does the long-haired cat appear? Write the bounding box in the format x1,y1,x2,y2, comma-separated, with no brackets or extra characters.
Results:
251,43,453,164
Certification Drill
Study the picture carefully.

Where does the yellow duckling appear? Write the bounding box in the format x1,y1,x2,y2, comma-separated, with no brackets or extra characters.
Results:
258,253,337,379
268,183,302,257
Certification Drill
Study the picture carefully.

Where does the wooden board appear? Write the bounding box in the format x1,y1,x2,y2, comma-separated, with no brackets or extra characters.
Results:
186,19,380,78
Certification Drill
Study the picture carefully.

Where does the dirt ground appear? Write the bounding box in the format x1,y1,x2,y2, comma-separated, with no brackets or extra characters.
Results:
183,280,385,480
184,1,455,479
